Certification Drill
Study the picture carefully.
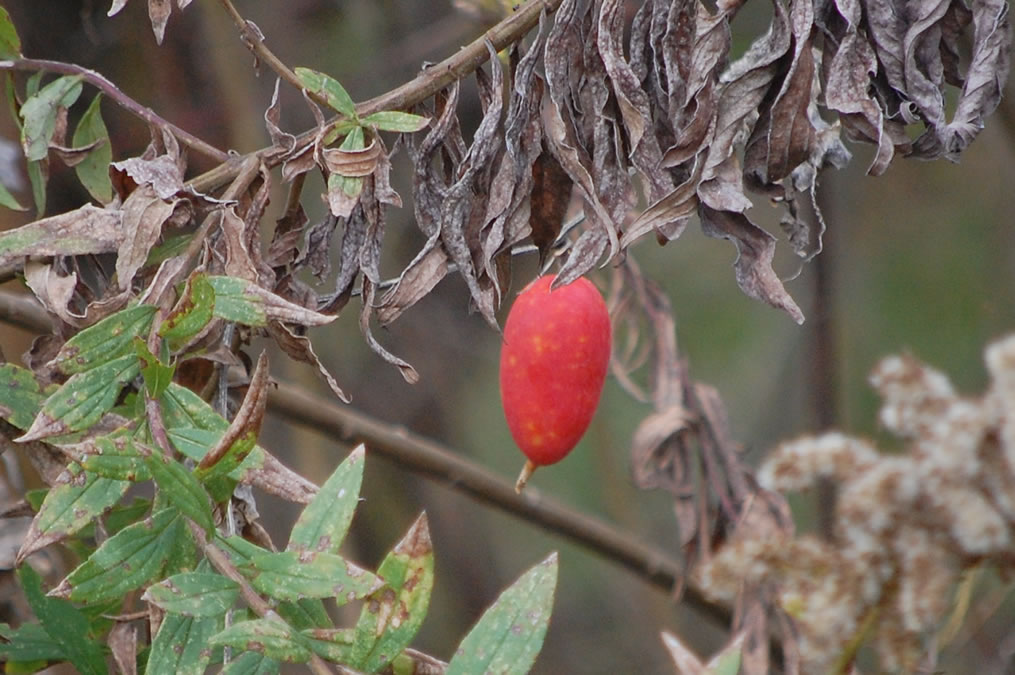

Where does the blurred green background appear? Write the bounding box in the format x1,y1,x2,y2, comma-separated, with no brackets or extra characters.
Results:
0,0,1013,672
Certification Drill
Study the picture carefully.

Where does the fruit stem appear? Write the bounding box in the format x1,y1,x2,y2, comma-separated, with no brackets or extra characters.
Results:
515,459,537,493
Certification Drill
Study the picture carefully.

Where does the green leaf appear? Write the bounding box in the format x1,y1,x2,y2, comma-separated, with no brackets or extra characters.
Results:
72,94,113,204
21,75,83,161
49,304,156,375
162,382,226,432
19,353,140,441
287,445,364,556
276,598,331,631
104,496,151,535
362,110,430,133
217,533,268,564
0,7,22,58
81,434,152,482
27,154,45,217
349,513,433,672
220,651,281,675
134,336,176,398
447,553,558,675
206,275,335,327
159,272,215,345
143,572,239,617
300,628,354,662
209,617,312,664
294,67,356,119
148,611,224,675
0,622,65,662
709,645,743,675
143,451,214,535
17,566,106,675
0,178,25,211
146,232,192,267
20,461,129,559
240,551,381,604
0,363,44,429
62,507,183,603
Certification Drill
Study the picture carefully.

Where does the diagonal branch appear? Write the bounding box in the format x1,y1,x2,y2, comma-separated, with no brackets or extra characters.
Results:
187,0,565,195
0,58,229,163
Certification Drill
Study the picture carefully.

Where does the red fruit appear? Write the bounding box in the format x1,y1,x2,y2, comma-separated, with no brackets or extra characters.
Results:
499,275,611,491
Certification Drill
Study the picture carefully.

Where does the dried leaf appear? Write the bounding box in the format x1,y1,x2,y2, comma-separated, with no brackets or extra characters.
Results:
197,351,269,471
116,184,183,291
0,204,122,267
698,205,804,324
111,153,184,201
268,321,349,403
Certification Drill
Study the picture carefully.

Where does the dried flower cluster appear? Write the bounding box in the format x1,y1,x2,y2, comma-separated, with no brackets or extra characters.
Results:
698,335,1015,671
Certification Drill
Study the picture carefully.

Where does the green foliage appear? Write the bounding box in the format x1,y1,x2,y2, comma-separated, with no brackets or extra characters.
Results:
0,6,22,59
294,66,356,119
72,94,113,203
447,553,558,675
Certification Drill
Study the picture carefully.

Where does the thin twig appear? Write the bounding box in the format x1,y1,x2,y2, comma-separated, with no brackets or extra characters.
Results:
217,0,312,104
187,0,564,195
0,58,229,163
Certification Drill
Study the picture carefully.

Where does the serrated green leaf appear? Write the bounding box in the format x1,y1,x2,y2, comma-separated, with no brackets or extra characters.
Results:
21,75,82,161
49,304,156,375
447,553,558,675
300,628,354,662
349,513,433,672
19,353,140,441
20,461,129,559
17,566,106,675
0,622,65,662
241,551,381,604
148,610,224,675
134,336,175,398
287,445,363,556
159,272,215,344
209,617,312,664
144,572,239,617
0,7,22,59
0,363,44,429
220,651,281,675
166,426,261,501
362,110,430,133
143,451,214,535
62,507,183,603
72,94,113,204
294,67,356,119
206,275,334,327
0,178,25,210
81,434,151,481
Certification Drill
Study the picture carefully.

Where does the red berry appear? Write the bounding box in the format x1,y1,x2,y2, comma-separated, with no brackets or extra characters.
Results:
499,275,611,490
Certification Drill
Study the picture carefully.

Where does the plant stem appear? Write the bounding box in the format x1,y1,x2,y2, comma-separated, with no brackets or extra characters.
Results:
187,0,564,195
0,58,229,163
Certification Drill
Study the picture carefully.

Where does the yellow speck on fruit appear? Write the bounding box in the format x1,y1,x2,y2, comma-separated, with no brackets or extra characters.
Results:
508,355,518,366
529,434,544,447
